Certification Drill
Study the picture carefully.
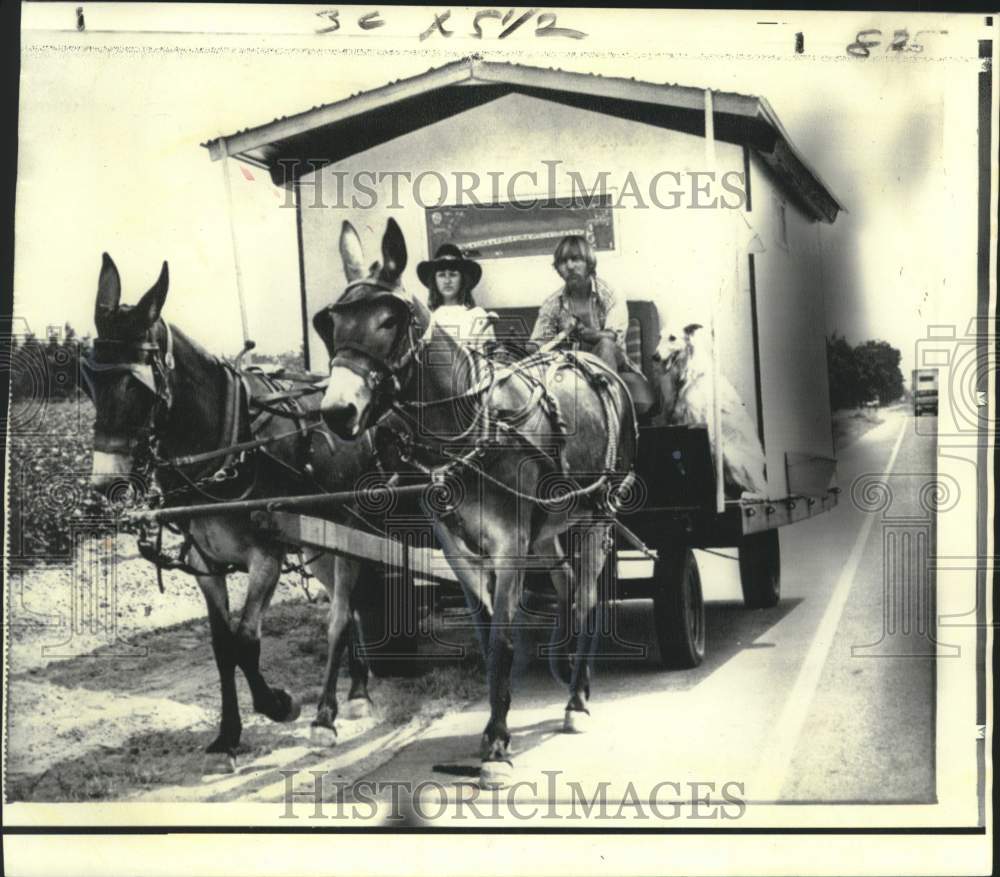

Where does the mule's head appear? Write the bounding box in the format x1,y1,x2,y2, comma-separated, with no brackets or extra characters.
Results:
84,253,171,493
314,218,427,439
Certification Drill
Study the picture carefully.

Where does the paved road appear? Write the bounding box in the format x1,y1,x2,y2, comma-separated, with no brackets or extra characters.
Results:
348,407,937,812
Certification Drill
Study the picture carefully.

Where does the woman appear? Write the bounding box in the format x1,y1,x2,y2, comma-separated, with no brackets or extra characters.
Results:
417,243,495,349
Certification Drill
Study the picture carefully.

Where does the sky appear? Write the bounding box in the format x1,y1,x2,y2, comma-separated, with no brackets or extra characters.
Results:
13,5,988,380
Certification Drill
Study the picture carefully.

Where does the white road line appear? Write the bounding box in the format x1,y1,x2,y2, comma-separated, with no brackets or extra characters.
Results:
751,417,908,802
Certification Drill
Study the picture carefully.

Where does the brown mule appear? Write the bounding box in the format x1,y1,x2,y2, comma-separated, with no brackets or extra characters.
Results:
314,220,638,788
85,254,381,765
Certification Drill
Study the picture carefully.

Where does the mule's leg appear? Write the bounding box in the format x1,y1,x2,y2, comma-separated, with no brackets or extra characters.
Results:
233,547,301,723
345,603,373,713
307,553,368,745
430,515,492,661
479,540,526,790
532,537,573,685
196,573,242,758
563,525,609,734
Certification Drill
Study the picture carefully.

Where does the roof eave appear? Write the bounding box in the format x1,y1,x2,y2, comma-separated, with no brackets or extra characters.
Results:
203,56,842,223
204,59,477,162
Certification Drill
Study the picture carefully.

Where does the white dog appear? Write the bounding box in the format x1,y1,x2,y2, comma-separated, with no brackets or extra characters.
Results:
653,324,767,498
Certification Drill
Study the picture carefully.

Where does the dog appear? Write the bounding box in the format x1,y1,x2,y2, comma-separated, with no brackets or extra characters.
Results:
652,323,767,498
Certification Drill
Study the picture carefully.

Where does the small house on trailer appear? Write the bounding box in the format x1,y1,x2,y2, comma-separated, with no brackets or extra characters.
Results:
206,56,843,502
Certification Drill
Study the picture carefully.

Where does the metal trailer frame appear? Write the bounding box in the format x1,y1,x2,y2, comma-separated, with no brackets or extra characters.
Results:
129,419,838,669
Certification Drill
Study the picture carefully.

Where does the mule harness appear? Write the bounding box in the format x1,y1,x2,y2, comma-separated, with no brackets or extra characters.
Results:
319,286,640,516
85,323,335,588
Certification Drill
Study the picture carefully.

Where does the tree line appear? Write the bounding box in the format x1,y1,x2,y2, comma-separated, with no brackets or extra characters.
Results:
7,323,306,402
7,321,901,413
8,323,88,401
826,333,904,411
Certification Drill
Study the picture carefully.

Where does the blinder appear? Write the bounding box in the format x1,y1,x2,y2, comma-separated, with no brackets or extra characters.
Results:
81,351,159,399
82,324,176,453
315,280,431,405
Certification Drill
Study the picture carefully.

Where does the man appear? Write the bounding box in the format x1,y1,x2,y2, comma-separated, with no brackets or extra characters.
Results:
530,235,627,371
531,235,653,413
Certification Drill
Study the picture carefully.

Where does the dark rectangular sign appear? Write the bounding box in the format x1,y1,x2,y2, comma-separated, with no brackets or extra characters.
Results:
425,196,615,261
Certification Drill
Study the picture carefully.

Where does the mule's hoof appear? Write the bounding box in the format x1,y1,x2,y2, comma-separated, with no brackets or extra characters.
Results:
309,723,338,747
263,689,302,723
205,735,239,756
563,709,591,734
269,691,302,722
342,698,373,720
479,760,513,790
203,753,238,775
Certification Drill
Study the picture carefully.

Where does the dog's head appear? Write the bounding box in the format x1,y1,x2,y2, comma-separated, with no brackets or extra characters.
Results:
653,323,704,378
651,323,704,419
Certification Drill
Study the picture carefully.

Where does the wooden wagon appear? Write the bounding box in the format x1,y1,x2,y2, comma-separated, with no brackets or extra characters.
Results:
192,56,843,668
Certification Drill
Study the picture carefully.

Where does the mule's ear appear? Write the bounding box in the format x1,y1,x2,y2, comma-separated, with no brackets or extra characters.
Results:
132,261,170,328
339,221,366,282
96,252,122,319
378,218,407,285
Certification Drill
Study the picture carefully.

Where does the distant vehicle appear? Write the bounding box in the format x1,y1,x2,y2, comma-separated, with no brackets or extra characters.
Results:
912,368,939,416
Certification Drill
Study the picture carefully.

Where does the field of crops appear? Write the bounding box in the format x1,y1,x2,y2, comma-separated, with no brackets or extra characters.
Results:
7,397,103,563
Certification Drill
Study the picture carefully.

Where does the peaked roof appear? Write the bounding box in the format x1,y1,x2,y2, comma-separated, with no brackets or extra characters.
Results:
205,56,841,222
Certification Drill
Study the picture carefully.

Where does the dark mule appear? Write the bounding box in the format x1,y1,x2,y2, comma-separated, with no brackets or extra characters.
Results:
85,254,380,763
314,220,637,788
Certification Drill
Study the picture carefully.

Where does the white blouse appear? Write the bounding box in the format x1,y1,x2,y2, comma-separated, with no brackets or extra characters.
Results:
429,305,496,349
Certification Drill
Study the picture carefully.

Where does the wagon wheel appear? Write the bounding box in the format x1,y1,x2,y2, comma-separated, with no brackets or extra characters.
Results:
738,529,781,609
653,545,705,669
360,568,424,678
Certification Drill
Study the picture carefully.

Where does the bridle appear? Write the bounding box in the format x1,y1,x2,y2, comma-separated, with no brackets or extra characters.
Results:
320,280,435,415
81,321,176,475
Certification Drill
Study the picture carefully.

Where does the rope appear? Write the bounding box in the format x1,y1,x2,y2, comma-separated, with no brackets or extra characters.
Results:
392,349,634,513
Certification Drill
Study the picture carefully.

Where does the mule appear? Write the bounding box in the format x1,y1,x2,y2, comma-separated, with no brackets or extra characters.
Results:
313,219,638,788
85,253,381,764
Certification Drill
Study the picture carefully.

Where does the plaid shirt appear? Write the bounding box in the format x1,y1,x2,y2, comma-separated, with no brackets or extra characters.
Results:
530,275,629,360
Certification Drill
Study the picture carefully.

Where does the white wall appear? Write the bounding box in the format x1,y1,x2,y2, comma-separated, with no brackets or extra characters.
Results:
747,151,836,494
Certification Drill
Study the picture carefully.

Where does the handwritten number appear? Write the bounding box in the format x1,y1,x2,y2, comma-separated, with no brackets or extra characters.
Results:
315,9,341,34
847,29,881,58
472,9,502,39
315,6,589,41
887,29,909,52
910,30,948,53
535,12,587,40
